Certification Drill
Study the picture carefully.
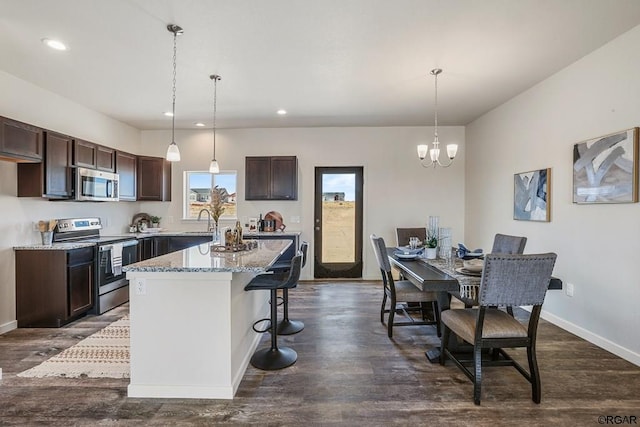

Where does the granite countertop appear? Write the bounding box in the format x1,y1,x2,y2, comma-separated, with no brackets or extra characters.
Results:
14,241,97,251
134,230,301,237
14,230,301,250
123,239,291,273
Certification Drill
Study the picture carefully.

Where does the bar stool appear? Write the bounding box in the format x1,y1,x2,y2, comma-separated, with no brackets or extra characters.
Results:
244,252,303,370
267,241,307,335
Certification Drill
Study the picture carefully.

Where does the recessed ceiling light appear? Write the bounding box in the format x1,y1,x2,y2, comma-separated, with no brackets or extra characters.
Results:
277,109,287,115
42,38,68,51
164,111,174,117
194,122,205,127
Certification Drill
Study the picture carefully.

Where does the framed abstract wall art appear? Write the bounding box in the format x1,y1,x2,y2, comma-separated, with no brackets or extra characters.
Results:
514,168,551,222
573,128,639,204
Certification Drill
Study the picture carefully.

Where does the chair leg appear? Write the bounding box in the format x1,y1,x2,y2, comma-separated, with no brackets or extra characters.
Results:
473,344,483,405
250,288,297,370
439,326,450,365
380,293,388,323
528,345,542,403
433,301,441,338
277,288,304,335
387,299,395,338
507,306,514,317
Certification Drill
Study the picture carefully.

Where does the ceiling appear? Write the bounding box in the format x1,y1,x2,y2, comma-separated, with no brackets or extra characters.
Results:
2,0,640,131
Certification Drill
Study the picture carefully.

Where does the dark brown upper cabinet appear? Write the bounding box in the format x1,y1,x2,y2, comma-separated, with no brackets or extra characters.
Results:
116,150,137,201
73,140,115,172
245,156,297,200
0,116,43,162
73,139,97,169
18,131,73,198
96,145,116,172
137,155,171,201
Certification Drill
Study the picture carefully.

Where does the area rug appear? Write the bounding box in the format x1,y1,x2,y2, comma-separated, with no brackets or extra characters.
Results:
18,316,130,379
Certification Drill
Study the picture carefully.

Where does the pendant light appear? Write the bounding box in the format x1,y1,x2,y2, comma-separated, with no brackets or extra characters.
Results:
209,74,221,173
417,68,458,168
166,24,183,162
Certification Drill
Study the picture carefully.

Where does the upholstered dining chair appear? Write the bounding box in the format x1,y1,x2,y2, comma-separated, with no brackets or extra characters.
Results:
491,233,527,255
453,233,528,312
370,234,439,338
440,252,557,405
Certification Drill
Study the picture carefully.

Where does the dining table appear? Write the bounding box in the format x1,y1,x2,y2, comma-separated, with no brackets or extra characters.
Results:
385,247,562,363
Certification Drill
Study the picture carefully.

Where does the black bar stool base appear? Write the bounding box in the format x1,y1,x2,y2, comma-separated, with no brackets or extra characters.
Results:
250,347,297,370
277,319,304,335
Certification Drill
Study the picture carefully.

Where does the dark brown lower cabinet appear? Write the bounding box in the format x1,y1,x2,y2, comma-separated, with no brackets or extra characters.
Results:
15,247,95,327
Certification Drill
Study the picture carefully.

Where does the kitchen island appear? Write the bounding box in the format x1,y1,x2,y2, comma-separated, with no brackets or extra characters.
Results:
123,239,291,399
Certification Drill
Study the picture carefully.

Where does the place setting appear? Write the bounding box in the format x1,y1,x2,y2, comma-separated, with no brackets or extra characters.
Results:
394,236,424,261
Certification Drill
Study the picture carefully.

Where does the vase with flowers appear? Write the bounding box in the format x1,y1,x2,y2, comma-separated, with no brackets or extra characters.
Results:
207,185,226,242
425,231,438,259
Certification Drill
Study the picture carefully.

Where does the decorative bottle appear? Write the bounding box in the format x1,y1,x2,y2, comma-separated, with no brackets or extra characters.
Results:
235,220,243,244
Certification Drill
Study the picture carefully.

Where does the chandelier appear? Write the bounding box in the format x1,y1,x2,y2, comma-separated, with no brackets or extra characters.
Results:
417,68,458,168
165,24,183,162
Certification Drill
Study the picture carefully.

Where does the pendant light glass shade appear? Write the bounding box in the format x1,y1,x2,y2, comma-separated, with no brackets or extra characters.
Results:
209,159,220,173
165,24,183,162
167,142,180,161
209,74,221,173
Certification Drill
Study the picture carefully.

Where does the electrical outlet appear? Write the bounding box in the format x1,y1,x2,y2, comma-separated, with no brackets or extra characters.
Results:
566,283,574,297
291,216,301,224
167,216,174,224
135,278,146,295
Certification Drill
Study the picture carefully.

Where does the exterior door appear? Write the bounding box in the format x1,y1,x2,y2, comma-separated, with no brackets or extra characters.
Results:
314,167,363,278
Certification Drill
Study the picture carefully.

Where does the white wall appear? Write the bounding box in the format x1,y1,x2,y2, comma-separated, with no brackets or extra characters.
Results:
0,71,142,333
140,126,466,280
466,25,640,365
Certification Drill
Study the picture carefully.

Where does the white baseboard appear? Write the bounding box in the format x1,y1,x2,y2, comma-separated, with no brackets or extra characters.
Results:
0,320,17,335
539,308,640,367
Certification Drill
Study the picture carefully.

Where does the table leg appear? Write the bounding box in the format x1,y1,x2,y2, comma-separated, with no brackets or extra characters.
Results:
425,291,452,363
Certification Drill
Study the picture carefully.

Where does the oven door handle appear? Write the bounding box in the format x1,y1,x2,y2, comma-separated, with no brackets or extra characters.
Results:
99,240,139,251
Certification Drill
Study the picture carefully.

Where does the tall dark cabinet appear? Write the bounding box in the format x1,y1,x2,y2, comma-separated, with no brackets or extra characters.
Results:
137,155,171,201
116,150,137,201
245,156,297,200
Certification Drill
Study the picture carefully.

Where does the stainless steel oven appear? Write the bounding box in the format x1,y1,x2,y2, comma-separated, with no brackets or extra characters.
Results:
96,239,138,314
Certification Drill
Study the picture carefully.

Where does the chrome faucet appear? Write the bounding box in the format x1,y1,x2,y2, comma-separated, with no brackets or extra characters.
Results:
197,209,213,232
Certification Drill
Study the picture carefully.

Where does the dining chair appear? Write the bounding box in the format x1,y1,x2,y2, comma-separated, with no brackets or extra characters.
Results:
491,233,527,255
439,252,557,405
370,234,439,338
453,233,528,312
491,233,527,315
395,227,427,247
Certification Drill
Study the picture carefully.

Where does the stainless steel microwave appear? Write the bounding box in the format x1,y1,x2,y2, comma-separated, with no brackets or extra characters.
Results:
76,167,119,201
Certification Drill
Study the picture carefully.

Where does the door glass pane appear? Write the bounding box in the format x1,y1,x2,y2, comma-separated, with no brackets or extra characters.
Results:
322,173,355,263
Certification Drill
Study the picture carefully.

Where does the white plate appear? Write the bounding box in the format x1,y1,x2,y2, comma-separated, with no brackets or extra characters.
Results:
455,267,482,277
462,252,484,258
395,253,419,260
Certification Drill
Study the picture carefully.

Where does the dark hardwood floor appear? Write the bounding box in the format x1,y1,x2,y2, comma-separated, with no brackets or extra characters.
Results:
0,281,638,426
